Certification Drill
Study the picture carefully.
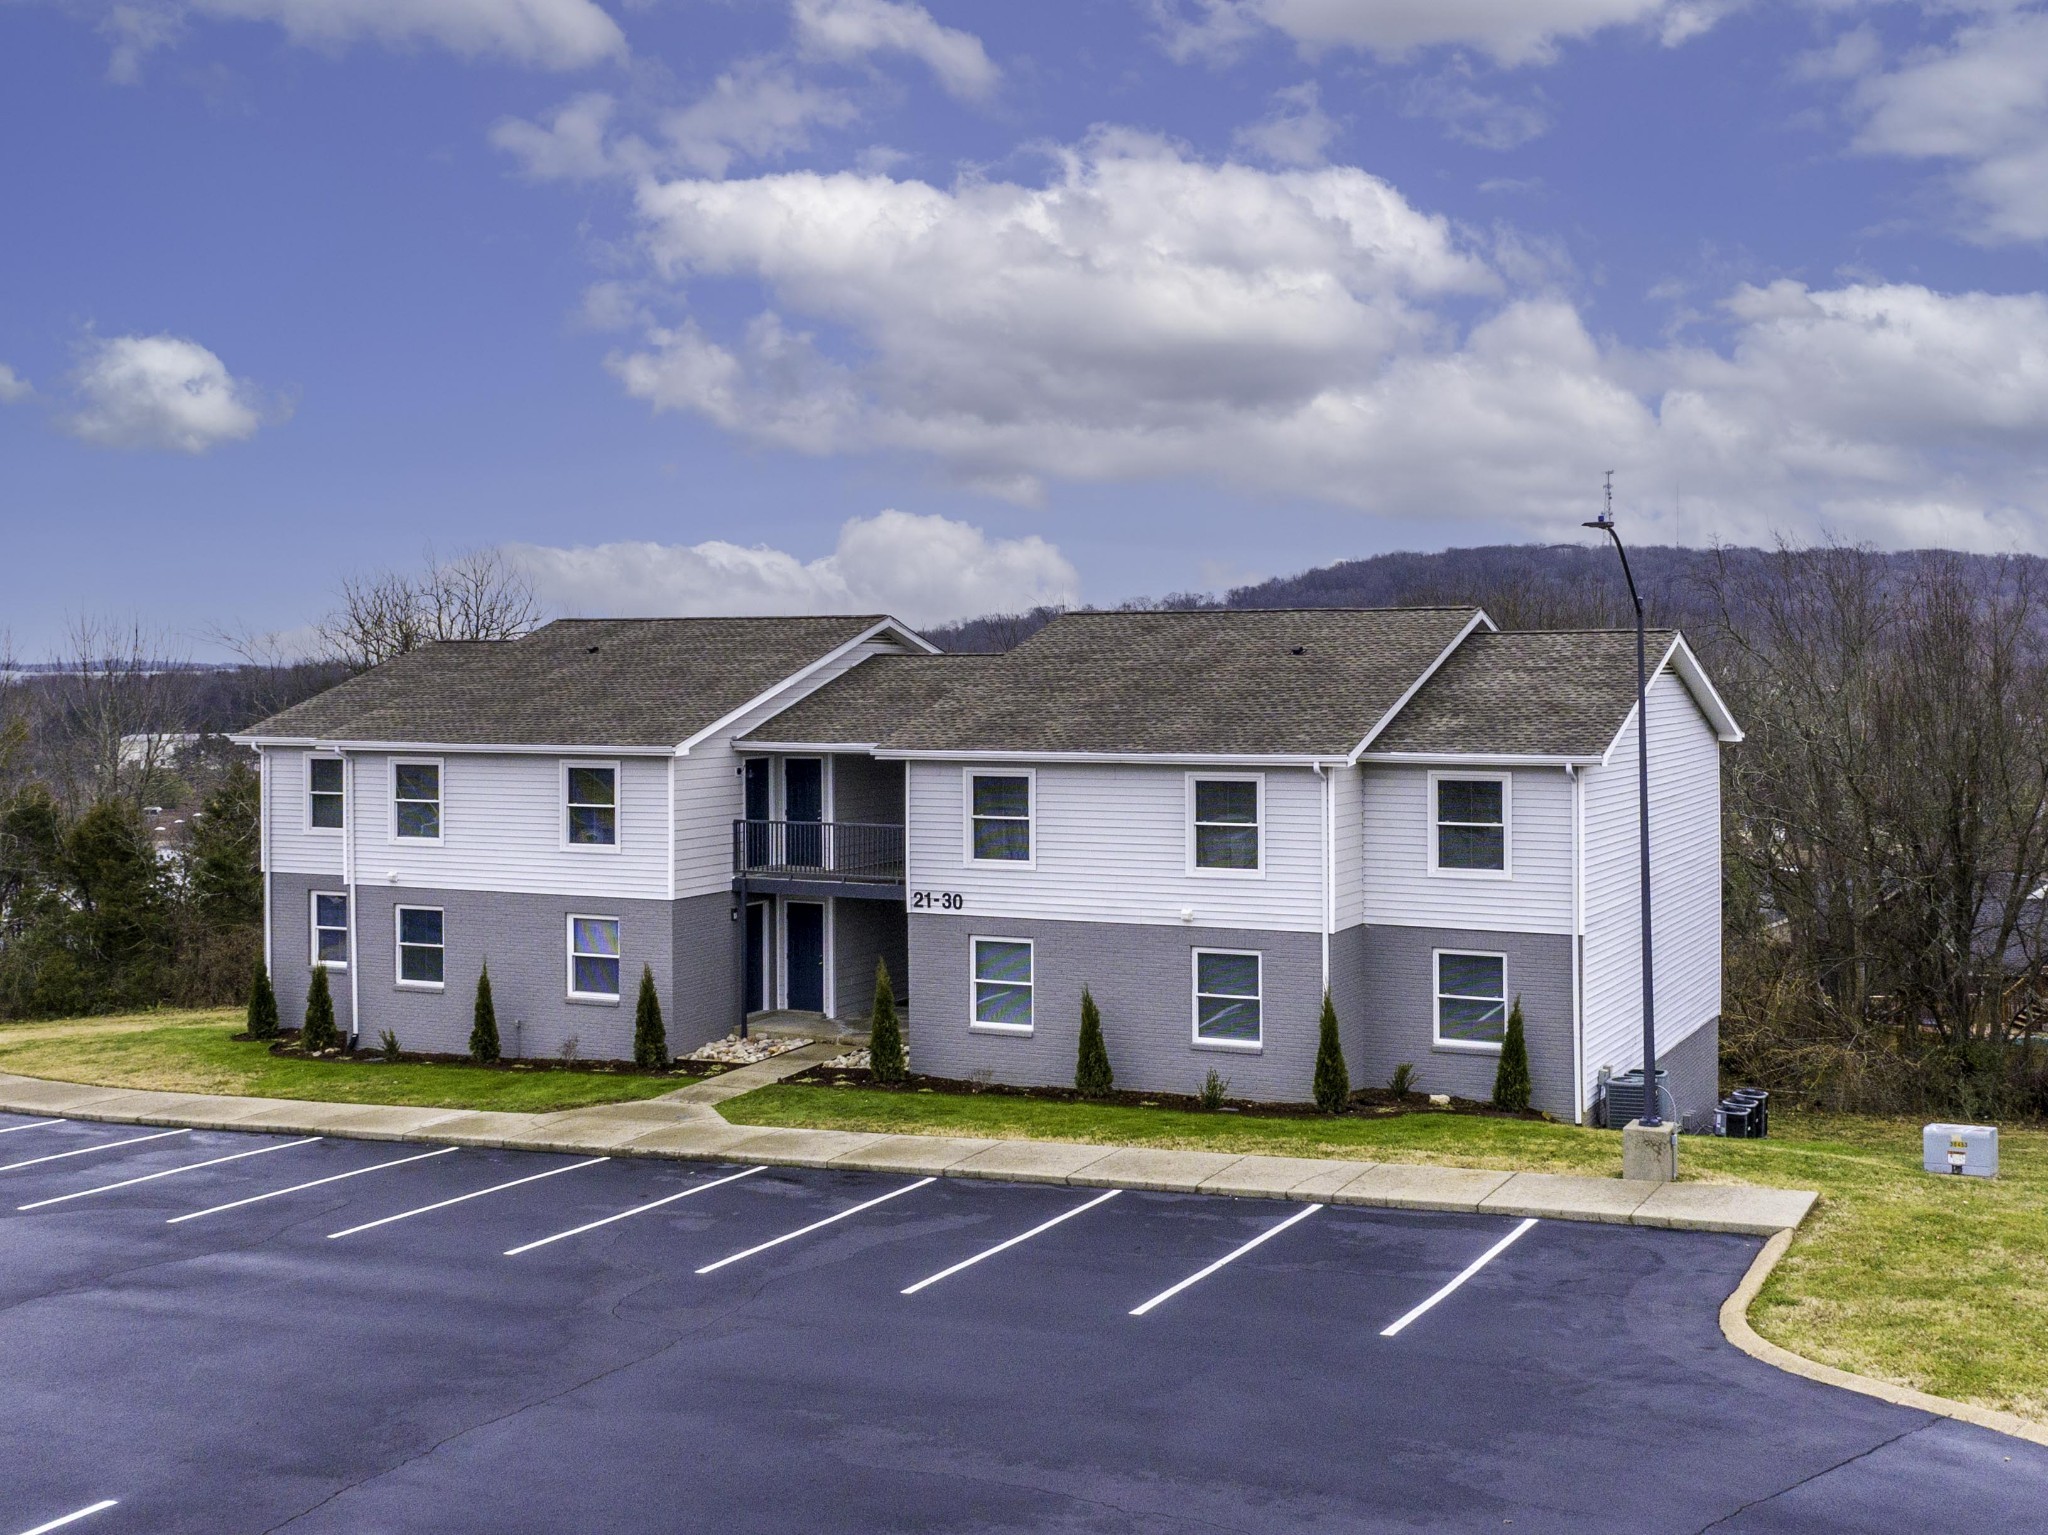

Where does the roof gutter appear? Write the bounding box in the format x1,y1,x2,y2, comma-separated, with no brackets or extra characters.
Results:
869,748,1353,767
1358,751,1606,768
229,736,680,756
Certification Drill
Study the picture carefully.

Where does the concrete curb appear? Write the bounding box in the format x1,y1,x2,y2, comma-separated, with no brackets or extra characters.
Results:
1719,1229,2048,1449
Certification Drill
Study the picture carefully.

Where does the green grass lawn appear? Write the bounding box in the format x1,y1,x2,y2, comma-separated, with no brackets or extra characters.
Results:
726,1081,2048,1426
0,1010,697,1114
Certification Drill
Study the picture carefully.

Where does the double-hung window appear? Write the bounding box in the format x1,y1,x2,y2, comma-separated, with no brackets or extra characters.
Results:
396,906,445,988
564,762,618,848
393,760,442,841
311,892,349,970
1431,773,1508,875
1193,949,1262,1048
967,771,1032,863
568,915,621,1001
1435,950,1507,1050
971,937,1034,1033
1190,775,1261,872
308,756,344,830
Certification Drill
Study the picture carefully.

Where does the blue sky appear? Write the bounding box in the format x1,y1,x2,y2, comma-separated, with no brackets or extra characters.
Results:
5,0,2048,657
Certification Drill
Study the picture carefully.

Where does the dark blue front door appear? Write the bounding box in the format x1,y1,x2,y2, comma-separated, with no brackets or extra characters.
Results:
786,902,825,1012
784,758,823,867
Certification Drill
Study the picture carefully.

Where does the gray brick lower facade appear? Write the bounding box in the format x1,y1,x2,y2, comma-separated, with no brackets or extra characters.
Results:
1656,1013,1721,1133
267,871,357,1039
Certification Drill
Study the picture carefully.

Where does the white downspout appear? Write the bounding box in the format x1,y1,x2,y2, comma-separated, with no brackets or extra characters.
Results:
258,747,272,983
344,751,360,1047
1569,762,1585,1126
1315,763,1332,998
666,754,678,904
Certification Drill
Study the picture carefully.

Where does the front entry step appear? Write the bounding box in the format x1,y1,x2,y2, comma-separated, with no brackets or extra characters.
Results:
746,1009,873,1045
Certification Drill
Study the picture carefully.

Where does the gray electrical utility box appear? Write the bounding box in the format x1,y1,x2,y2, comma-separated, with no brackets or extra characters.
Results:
1922,1123,1998,1178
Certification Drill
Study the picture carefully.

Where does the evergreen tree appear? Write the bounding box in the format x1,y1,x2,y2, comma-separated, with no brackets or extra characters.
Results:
246,959,279,1040
301,965,339,1052
65,798,171,1009
632,964,669,1069
1075,986,1113,1097
868,959,906,1083
1312,989,1350,1113
469,962,501,1064
186,762,262,930
1492,997,1532,1112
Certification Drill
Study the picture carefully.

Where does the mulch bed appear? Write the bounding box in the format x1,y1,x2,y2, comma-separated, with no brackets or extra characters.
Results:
237,1031,699,1078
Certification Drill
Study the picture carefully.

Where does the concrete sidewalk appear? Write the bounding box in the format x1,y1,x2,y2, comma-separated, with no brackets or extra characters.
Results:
0,1067,1817,1236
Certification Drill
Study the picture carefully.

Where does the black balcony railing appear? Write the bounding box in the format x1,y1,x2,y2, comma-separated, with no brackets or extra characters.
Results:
733,819,906,885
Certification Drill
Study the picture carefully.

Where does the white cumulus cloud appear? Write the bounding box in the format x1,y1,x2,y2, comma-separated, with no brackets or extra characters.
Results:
792,0,999,100
0,363,31,404
508,510,1077,626
1232,82,1338,166
63,334,273,454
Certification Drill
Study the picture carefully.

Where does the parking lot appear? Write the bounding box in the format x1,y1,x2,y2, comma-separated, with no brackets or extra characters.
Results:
2,1111,2045,1534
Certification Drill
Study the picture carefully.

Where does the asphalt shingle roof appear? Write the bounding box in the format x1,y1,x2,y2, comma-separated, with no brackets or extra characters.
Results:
737,653,998,747
1366,628,1680,757
243,616,895,748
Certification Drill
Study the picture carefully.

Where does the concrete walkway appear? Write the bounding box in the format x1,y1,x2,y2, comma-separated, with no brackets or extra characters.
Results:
0,1066,1816,1236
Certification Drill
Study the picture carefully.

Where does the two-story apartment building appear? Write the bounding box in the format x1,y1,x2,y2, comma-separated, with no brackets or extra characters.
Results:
238,606,1740,1127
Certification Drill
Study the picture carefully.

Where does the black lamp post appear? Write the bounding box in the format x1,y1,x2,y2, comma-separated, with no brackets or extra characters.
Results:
1584,478,1661,1128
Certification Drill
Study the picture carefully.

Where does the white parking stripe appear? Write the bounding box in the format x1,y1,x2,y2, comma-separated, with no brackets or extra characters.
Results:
0,1128,189,1174
14,1499,118,1535
168,1146,460,1224
1128,1203,1323,1317
901,1188,1123,1295
18,1138,321,1211
504,1165,768,1256
0,1120,64,1136
1379,1218,1538,1339
326,1158,608,1239
695,1177,935,1275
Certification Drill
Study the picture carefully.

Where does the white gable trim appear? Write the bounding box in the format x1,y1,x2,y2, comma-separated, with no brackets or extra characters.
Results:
1597,635,1743,767
1347,608,1497,763
675,617,937,754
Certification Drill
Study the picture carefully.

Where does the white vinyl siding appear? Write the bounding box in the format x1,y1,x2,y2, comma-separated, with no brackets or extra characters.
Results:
907,761,1327,931
1581,669,1723,1106
1331,766,1364,929
1362,765,1574,934
347,752,672,900
267,749,345,876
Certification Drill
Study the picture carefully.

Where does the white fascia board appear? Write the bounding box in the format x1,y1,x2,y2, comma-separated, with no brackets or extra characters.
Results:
1359,751,1603,768
1347,608,1497,763
231,735,673,756
737,740,881,754
872,748,1349,767
674,617,937,755
1594,635,1743,767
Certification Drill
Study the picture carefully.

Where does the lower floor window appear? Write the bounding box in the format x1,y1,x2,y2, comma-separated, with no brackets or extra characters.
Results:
396,906,445,987
1435,951,1507,1047
312,892,349,969
569,915,621,999
972,937,1033,1031
1193,949,1262,1046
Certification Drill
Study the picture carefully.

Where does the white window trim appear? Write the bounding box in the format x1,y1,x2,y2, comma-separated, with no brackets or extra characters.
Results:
304,752,344,836
1427,770,1512,881
559,758,622,854
310,889,349,972
566,912,622,1003
969,934,1035,1036
962,766,1036,869
1433,947,1508,1054
1185,771,1265,878
394,904,446,992
389,756,445,846
1191,947,1263,1053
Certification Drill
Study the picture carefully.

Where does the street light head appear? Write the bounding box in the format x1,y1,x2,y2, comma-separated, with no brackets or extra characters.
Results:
1583,516,1613,531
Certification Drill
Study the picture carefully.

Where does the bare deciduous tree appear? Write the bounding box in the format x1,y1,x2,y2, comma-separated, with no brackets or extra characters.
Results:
47,617,190,806
318,547,543,669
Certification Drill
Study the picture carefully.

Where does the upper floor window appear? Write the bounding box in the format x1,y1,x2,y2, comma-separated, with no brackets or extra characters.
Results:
311,891,349,970
1431,773,1509,876
1193,949,1262,1049
564,763,618,848
1435,950,1507,1050
393,760,441,841
967,771,1032,863
1190,775,1261,873
308,756,344,830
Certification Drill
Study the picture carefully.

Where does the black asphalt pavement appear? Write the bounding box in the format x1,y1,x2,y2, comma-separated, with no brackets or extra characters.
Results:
1,1110,2043,1533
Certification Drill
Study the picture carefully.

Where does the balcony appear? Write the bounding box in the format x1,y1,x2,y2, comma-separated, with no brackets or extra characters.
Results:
732,819,906,899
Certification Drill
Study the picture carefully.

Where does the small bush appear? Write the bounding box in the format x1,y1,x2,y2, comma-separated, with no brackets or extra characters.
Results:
633,965,669,1070
301,966,340,1053
469,962,501,1065
1199,1068,1230,1111
869,959,906,1083
560,1034,581,1066
1312,990,1350,1113
1389,1062,1415,1097
1492,996,1532,1112
1075,986,1113,1097
378,1029,401,1062
246,960,279,1041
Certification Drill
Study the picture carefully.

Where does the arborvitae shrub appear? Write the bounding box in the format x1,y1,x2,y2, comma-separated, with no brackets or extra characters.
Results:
301,966,339,1053
246,960,279,1040
470,962,501,1065
1492,997,1532,1113
633,964,669,1070
1313,990,1350,1113
1075,987,1113,1098
868,959,906,1083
